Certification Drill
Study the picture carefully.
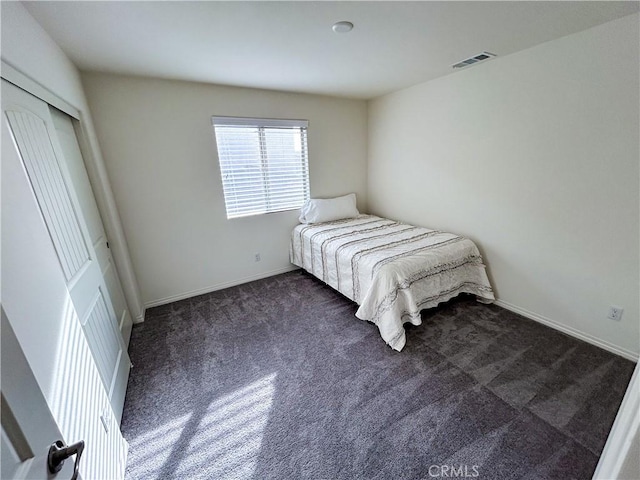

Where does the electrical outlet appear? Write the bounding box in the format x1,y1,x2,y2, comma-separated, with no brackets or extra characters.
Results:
607,306,623,321
254,253,261,262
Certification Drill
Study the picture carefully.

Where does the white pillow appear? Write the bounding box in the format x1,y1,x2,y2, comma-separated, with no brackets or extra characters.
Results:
299,193,359,224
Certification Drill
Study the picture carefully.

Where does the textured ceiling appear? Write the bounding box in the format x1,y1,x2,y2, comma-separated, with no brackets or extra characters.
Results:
24,1,639,99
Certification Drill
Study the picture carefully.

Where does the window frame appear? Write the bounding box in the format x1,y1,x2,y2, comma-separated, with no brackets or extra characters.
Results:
212,116,310,219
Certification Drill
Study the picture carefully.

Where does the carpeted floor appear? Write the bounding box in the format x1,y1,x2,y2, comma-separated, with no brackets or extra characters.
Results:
121,270,634,480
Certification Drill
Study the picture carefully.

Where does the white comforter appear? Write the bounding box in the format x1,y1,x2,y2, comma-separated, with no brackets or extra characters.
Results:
290,215,495,351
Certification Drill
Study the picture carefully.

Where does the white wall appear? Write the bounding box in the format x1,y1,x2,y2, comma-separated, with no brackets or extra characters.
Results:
368,14,639,358
1,1,144,322
0,2,83,106
81,73,368,307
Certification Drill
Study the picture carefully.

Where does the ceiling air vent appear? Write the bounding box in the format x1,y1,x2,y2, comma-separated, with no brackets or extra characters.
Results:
452,51,497,69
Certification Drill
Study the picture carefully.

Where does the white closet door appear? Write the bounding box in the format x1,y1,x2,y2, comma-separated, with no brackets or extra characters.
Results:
3,80,131,421
49,107,133,347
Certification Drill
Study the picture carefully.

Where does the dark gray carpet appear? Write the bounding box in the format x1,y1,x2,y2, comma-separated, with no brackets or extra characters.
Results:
121,270,634,480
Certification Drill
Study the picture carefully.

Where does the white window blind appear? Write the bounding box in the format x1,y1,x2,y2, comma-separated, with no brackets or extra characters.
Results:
212,116,310,219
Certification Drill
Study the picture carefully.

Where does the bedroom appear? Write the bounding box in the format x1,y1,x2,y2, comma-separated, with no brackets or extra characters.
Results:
1,1,638,479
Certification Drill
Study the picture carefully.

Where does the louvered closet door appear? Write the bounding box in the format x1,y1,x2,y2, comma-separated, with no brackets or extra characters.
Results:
3,80,131,420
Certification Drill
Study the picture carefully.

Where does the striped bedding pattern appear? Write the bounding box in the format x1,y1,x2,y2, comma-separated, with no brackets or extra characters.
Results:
290,215,495,351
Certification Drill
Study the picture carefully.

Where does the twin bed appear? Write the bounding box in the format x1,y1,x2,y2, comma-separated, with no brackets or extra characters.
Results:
290,211,494,351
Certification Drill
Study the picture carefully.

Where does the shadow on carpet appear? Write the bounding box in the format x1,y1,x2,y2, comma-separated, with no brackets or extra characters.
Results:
121,271,634,480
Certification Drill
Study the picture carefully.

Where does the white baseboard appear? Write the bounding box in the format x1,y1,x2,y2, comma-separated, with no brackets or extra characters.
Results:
144,266,300,309
494,299,639,362
134,311,145,324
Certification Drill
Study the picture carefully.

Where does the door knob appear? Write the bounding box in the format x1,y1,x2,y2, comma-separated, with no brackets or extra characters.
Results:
48,439,84,480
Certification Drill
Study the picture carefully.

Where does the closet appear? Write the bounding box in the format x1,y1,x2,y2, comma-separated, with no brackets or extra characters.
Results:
2,79,131,478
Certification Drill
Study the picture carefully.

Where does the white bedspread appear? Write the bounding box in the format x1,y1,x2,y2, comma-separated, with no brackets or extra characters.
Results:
290,215,495,351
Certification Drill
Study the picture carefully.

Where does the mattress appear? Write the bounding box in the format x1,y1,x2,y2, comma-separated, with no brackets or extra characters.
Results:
290,215,495,351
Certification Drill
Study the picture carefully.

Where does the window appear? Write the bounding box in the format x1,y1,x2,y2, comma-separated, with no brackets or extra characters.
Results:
212,116,310,219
